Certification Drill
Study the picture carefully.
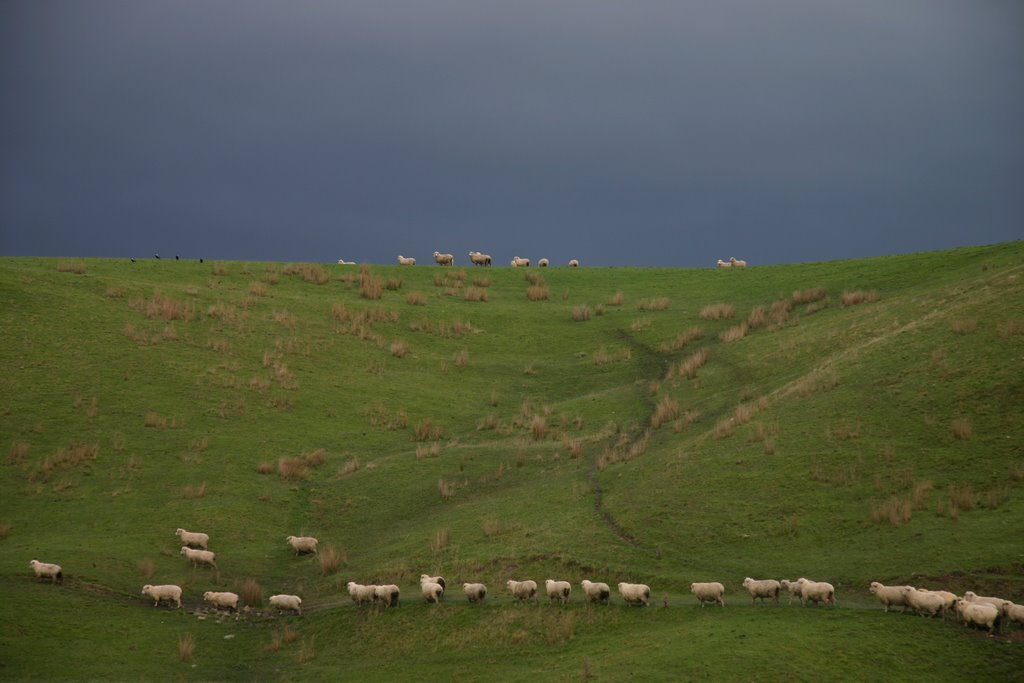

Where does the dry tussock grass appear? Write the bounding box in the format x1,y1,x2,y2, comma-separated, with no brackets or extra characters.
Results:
795,369,840,396
178,633,195,663
211,262,230,276
826,420,861,441
700,303,735,320
660,327,704,353
104,286,124,298
241,578,263,607
871,497,913,527
414,418,444,442
272,309,296,330
713,418,734,440
840,290,879,307
473,276,491,287
28,442,100,482
630,318,651,332
8,442,29,465
527,285,550,301
137,558,155,578
1009,462,1024,481
950,319,977,335
384,278,403,291
997,319,1024,338
747,306,767,329
651,395,679,429
678,348,709,379
180,482,208,499
256,462,274,475
572,305,591,322
951,417,972,440
637,297,669,311
361,404,408,430
406,291,427,306
133,292,196,322
454,349,469,367
278,449,327,480
335,458,360,478
390,340,409,358
56,260,87,274
319,544,345,575
596,431,650,470
719,322,748,342
431,527,450,551
768,299,792,327
531,415,548,440
607,291,624,306
792,287,827,304
359,266,383,299
438,479,456,502
464,287,488,302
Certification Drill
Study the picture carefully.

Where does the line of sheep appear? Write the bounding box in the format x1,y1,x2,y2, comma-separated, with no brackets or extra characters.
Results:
716,257,747,268
418,252,580,267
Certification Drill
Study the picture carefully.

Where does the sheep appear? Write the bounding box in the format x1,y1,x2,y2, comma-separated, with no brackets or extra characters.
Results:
142,584,182,608
618,582,651,607
347,581,378,605
510,256,530,267
1004,602,1024,628
421,581,444,604
506,579,537,601
568,259,580,267
729,257,747,268
397,255,417,266
780,579,803,605
433,251,454,266
374,584,401,607
468,251,492,266
796,578,835,607
690,582,725,607
269,594,302,615
29,560,63,584
580,580,611,605
955,598,999,634
419,574,447,591
545,579,572,605
919,588,957,616
285,535,319,555
742,577,781,604
337,259,356,265
203,591,239,610
537,258,549,267
180,546,218,570
964,590,1012,615
175,528,209,550
869,582,912,613
716,259,732,268
905,587,946,617
463,582,488,603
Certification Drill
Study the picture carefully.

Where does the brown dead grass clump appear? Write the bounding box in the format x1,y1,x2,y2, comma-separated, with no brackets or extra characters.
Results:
57,260,87,274
256,462,274,475
572,305,592,322
660,327,704,353
464,287,489,302
747,306,767,330
241,578,263,607
180,482,208,499
142,292,196,322
531,415,548,440
607,291,624,306
178,633,195,663
840,290,879,307
438,479,456,502
700,303,735,321
951,418,972,441
527,285,550,301
406,291,427,306
792,288,826,304
871,497,913,527
414,419,444,442
359,266,383,300
679,348,709,379
137,558,155,579
278,449,327,480
950,319,977,335
319,544,345,575
8,442,29,464
390,340,409,358
719,322,748,342
637,297,669,311
651,395,679,429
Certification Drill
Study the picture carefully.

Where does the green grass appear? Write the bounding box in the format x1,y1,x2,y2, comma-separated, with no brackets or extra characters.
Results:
1,245,1023,680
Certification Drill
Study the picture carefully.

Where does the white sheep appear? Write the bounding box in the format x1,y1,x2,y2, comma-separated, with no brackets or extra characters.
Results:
796,578,835,607
175,528,209,550
468,251,492,266
419,574,447,591
347,581,378,605
580,580,611,604
337,259,356,265
545,579,572,605
286,535,319,555
421,580,444,604
618,582,650,607
510,256,530,267
905,587,945,617
919,588,957,616
269,594,302,615
397,255,417,266
869,582,912,612
690,582,725,607
374,584,401,607
1004,602,1024,628
433,251,454,266
463,582,488,603
142,584,182,608
729,257,747,268
29,559,63,584
716,259,732,269
180,546,218,570
203,591,239,610
568,259,580,267
742,577,781,604
964,590,1012,615
780,579,803,605
955,598,999,634
506,579,537,601
537,258,549,267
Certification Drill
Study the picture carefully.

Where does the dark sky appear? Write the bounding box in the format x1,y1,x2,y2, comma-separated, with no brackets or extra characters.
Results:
1,1,1021,266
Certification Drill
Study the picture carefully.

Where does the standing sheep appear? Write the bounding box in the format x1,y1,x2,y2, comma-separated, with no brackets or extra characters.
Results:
142,584,182,608
347,581,378,605
421,581,444,604
537,258,549,267
1004,602,1024,628
374,584,401,607
581,580,611,604
690,582,725,607
716,259,732,268
419,574,446,591
618,582,651,607
433,251,454,266
506,579,537,601
905,587,946,617
286,536,319,555
510,256,530,268
796,578,835,607
568,259,580,267
463,583,488,603
545,579,572,605
203,591,239,610
729,257,747,267
468,251,492,266
175,528,209,550
397,255,416,266
180,546,218,570
29,560,63,584
742,578,781,604
919,588,957,616
869,582,912,613
955,598,1000,635
964,591,1012,615
780,579,803,605
269,594,303,615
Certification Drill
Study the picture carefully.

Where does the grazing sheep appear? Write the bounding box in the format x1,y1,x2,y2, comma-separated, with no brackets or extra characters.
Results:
690,582,725,607
142,584,182,608
964,591,1012,615
203,591,239,610
374,584,401,607
397,255,417,266
286,535,319,555
729,257,747,268
29,560,63,584
742,577,781,604
180,546,218,570
780,579,803,605
175,528,209,550
796,578,835,607
545,579,572,605
433,251,454,266
869,582,912,613
510,256,530,268
269,594,302,615
337,259,356,265
346,581,378,605
716,259,732,269
537,258,549,267
580,580,611,605
906,587,946,617
421,581,444,604
463,582,488,603
506,579,538,601
419,574,447,591
618,582,651,607
1004,602,1024,628
955,598,999,634
568,259,580,267
468,251,492,266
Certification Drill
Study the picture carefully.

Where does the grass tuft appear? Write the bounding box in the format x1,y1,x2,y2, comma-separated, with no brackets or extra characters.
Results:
241,578,263,607
840,290,880,307
637,297,669,311
700,303,734,320
572,305,591,322
319,544,345,575
178,633,194,663
951,417,972,441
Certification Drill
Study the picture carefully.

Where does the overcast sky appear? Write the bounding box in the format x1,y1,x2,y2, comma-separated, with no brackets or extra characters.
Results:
1,1,1021,266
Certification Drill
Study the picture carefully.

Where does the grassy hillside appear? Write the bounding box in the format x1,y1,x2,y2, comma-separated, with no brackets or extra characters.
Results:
1,243,1023,681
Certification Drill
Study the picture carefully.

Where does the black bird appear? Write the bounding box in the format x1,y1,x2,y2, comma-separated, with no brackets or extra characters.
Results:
130,258,135,263
175,255,179,260
154,253,160,259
